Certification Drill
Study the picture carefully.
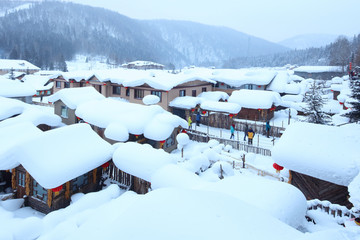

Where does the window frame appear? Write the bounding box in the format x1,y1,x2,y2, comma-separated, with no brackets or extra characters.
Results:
151,91,162,102
61,105,68,118
202,87,207,92
134,89,144,99
33,180,48,201
56,81,61,88
112,86,121,95
192,90,197,97
18,171,25,187
179,90,186,97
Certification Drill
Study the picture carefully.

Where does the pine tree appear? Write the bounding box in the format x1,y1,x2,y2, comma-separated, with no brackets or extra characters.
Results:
344,78,360,122
302,81,331,124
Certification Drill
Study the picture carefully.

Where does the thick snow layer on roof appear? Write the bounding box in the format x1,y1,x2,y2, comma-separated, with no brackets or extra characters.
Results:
281,94,304,103
331,77,343,84
48,87,105,109
84,68,215,91
348,172,360,210
124,60,164,67
208,68,277,87
197,91,229,101
267,71,302,94
228,89,282,109
22,75,53,90
63,187,303,240
272,122,360,186
0,122,43,170
58,71,94,82
0,97,61,128
200,100,241,114
290,74,305,82
15,124,113,189
202,175,307,229
294,66,343,73
113,142,176,182
169,96,202,109
0,59,40,70
0,77,36,97
76,98,186,141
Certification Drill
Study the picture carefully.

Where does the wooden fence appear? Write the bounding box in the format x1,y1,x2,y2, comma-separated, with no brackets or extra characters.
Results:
186,129,272,157
306,199,359,221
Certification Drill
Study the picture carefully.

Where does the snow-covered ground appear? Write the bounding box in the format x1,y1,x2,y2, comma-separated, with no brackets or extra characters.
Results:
1,138,359,239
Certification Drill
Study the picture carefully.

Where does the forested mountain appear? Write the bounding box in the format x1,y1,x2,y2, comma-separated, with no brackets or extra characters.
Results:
0,1,289,69
224,34,360,69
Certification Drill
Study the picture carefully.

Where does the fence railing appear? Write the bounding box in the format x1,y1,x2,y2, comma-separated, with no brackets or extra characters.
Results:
306,199,359,221
186,129,272,157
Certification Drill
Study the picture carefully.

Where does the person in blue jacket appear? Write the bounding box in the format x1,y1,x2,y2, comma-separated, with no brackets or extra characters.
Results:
196,112,201,126
266,121,271,138
230,124,235,139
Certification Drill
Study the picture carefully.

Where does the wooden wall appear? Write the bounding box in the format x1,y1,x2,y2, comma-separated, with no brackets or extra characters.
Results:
291,171,352,208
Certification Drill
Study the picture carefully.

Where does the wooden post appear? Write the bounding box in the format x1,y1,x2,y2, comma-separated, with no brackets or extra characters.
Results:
25,172,30,196
233,161,235,169
220,164,224,179
257,134,259,147
92,169,97,184
65,182,70,200
47,189,52,207
220,129,222,138
242,154,245,168
11,168,16,190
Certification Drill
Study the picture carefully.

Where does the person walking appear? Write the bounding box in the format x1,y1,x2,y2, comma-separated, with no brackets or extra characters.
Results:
230,124,235,139
188,115,192,129
247,127,255,145
265,120,271,138
196,112,201,126
243,124,248,141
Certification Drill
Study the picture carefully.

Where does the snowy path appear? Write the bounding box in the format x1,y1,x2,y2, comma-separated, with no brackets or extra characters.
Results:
189,123,277,150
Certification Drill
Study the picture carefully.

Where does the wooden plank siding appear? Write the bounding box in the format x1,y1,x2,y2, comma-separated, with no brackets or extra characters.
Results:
290,171,352,208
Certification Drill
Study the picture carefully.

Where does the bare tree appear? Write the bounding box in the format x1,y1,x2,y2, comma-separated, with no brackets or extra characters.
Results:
329,36,351,72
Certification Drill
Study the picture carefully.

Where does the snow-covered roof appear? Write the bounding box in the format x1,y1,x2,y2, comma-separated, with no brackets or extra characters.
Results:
169,96,202,109
0,59,40,70
22,74,53,91
0,76,36,97
272,122,360,186
113,142,176,182
228,89,282,109
15,124,113,189
197,91,229,101
267,71,302,95
293,66,343,73
48,87,105,109
200,101,241,114
0,97,61,128
75,98,187,141
123,61,165,67
54,68,215,91
0,122,43,170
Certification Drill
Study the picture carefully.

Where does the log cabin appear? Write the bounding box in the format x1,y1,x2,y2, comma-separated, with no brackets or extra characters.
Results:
1,124,113,214
272,122,360,208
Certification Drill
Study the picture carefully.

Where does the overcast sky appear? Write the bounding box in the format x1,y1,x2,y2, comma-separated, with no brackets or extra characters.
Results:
63,0,359,43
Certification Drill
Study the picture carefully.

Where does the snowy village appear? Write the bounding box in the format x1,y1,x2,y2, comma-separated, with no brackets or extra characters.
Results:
1,1,360,240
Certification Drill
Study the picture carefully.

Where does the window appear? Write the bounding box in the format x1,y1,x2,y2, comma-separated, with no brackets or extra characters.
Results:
192,90,197,97
179,90,186,97
245,84,253,90
61,106,68,118
151,91,162,102
18,172,25,187
113,86,121,95
56,81,61,88
71,173,89,191
80,82,84,87
126,88,130,97
33,180,48,201
134,89,144,99
64,82,70,88
202,87,207,92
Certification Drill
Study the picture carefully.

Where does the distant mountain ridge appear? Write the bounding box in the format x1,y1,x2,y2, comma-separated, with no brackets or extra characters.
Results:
278,34,341,50
0,1,289,69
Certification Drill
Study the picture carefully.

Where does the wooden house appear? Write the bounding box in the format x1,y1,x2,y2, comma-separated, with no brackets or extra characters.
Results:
112,142,175,194
48,68,215,111
0,59,40,75
272,122,360,208
228,89,281,122
4,124,113,214
122,61,165,70
293,66,344,80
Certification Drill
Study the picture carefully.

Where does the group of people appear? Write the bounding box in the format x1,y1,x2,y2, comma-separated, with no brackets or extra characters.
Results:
187,112,271,145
